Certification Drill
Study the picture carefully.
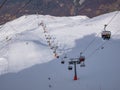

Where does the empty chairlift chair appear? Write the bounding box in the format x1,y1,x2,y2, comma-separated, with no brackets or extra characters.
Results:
61,60,65,64
68,66,73,70
79,56,85,67
61,55,67,64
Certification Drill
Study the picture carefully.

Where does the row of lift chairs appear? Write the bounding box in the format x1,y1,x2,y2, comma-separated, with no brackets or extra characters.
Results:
61,25,111,70
61,53,85,70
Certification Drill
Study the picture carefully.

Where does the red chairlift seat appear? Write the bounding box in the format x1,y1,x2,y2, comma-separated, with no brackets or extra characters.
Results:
64,54,67,59
101,31,111,40
79,56,85,63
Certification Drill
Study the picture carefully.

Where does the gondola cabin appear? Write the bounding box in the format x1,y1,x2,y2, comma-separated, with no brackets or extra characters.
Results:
101,31,111,40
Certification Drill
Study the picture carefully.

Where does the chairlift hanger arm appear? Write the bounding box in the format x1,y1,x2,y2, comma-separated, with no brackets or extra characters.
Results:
104,24,107,31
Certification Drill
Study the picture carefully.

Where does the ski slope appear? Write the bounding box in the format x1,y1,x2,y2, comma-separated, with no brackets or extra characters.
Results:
0,11,120,90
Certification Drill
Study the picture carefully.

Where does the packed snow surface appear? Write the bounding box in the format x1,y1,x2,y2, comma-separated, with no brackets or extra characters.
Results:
0,11,120,90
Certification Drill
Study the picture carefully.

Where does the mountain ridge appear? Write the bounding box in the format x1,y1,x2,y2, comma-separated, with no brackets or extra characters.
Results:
0,0,120,24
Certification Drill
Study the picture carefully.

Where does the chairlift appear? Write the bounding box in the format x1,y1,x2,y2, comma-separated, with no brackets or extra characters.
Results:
56,56,59,58
47,40,50,43
49,43,51,46
54,53,59,58
50,46,54,49
77,61,80,64
69,61,74,64
55,46,58,49
61,60,65,64
44,30,47,33
45,34,48,38
68,66,72,70
64,54,67,58
79,56,85,63
46,37,51,40
53,50,56,54
51,44,58,49
80,63,85,67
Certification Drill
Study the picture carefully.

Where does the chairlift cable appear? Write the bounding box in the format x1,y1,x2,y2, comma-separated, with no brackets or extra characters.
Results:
0,0,35,51
0,0,8,10
0,0,33,29
80,11,119,56
82,32,101,54
14,0,33,15
105,11,120,27
86,40,108,59
86,29,120,59
84,11,120,58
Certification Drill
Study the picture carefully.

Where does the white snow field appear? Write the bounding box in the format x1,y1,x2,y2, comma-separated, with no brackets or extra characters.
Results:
0,11,120,90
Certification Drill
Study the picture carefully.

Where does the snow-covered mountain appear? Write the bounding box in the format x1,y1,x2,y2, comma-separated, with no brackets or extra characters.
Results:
0,11,120,90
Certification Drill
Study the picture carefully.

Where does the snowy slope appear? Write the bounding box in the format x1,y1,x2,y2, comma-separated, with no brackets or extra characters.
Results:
0,11,120,90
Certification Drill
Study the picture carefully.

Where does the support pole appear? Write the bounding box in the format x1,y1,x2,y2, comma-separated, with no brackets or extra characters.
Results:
74,62,77,80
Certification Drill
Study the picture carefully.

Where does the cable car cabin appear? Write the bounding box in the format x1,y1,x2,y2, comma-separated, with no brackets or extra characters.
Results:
101,31,111,40
79,56,85,63
68,66,72,70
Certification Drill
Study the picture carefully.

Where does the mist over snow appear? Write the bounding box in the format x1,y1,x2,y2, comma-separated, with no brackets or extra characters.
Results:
0,11,120,90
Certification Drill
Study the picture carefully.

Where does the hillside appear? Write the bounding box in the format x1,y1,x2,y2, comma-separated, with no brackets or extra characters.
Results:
0,11,120,90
